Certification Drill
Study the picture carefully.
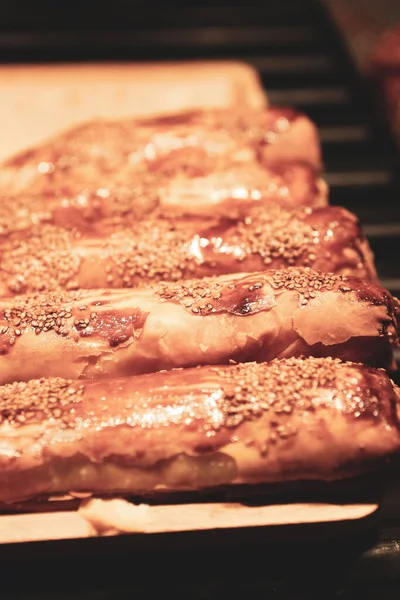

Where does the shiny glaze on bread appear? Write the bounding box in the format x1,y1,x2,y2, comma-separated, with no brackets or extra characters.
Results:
0,357,398,503
0,268,397,384
0,206,376,297
0,107,322,198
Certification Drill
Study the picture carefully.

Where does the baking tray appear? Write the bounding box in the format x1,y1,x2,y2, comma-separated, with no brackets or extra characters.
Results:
0,2,396,576
0,487,384,599
0,472,386,553
0,502,379,546
0,499,383,598
0,57,391,554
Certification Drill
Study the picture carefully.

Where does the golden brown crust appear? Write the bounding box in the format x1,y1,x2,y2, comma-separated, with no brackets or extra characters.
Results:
0,107,322,201
0,357,399,503
0,162,327,238
0,268,397,385
0,206,376,297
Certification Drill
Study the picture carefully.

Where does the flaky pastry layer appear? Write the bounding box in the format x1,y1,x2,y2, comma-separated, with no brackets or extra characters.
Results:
0,267,397,385
0,162,327,238
0,107,322,198
0,205,377,297
0,357,399,504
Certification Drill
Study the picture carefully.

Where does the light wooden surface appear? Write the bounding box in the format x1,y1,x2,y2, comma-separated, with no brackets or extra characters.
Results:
0,60,266,161
0,502,378,544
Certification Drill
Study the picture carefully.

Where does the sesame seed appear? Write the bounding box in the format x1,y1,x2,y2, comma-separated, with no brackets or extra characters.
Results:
0,378,85,428
153,267,352,319
211,356,382,431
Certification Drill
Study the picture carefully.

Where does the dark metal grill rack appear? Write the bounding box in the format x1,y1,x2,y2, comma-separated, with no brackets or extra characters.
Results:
1,1,400,598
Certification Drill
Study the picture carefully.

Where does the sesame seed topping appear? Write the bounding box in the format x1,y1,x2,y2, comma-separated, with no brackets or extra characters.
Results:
224,207,319,267
270,267,347,305
102,218,191,286
211,357,381,431
154,268,348,315
0,378,85,428
1,225,82,295
0,290,148,350
154,277,227,315
0,290,82,348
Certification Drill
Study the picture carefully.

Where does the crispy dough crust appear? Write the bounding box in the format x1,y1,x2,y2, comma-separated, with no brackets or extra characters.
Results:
0,268,397,385
0,205,377,297
0,162,327,238
0,107,322,199
0,357,399,504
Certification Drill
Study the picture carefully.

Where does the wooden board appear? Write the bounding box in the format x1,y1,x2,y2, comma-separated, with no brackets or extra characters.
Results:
0,501,379,545
0,60,266,161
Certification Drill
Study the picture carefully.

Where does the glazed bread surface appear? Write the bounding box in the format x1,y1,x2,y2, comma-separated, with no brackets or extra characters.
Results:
0,206,377,297
0,162,327,237
0,268,397,385
0,107,322,199
0,357,399,504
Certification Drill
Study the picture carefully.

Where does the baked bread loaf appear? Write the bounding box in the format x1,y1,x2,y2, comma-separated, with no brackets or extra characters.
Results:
0,268,397,385
0,107,322,198
0,357,399,504
0,206,377,297
0,162,327,237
